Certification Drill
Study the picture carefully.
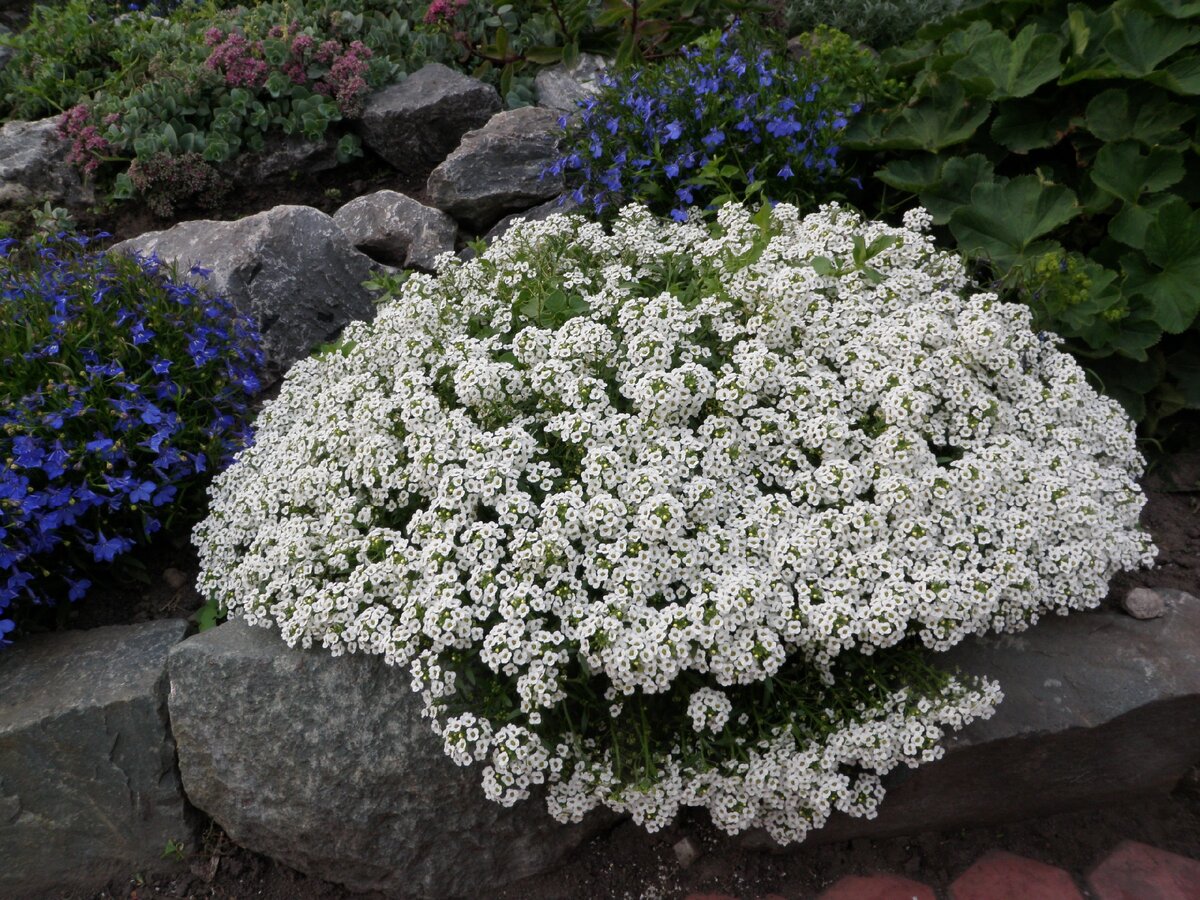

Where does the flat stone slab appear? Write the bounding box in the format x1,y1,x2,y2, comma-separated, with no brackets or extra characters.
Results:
168,620,614,899
747,591,1200,847
819,873,936,899
0,621,193,896
949,851,1083,899
1088,840,1200,899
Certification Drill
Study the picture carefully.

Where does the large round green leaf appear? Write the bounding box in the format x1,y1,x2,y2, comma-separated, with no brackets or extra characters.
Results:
950,24,1066,100
948,176,1081,267
1121,199,1200,333
1084,87,1196,144
1091,140,1186,206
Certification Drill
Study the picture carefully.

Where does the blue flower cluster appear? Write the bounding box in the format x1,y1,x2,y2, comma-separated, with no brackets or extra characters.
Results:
547,29,862,221
0,234,262,643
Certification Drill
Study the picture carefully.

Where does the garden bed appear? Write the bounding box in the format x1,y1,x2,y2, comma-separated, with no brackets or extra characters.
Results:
3,0,1200,896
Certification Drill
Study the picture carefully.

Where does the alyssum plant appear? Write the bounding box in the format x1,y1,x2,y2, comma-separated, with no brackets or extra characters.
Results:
195,203,1153,841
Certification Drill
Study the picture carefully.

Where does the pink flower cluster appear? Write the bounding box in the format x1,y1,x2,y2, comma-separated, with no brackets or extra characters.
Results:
423,0,469,26
204,28,269,88
326,41,373,117
58,105,112,177
202,26,374,117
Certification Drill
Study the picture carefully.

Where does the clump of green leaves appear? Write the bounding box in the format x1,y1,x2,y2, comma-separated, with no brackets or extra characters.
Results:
847,0,1200,430
768,0,964,48
421,0,764,106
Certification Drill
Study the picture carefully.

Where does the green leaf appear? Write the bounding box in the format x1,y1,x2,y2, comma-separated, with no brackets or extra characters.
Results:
195,599,223,632
864,81,991,152
112,172,135,200
1121,199,1200,333
524,46,564,65
810,256,837,276
1102,8,1200,78
1084,87,1196,144
991,98,1073,152
1108,193,1176,249
876,155,943,193
563,40,580,70
950,24,1065,99
1142,0,1200,18
1091,141,1185,205
949,175,1081,267
918,154,995,225
1142,53,1200,94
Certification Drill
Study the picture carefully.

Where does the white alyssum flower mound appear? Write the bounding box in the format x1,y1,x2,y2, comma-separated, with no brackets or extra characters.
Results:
195,202,1154,843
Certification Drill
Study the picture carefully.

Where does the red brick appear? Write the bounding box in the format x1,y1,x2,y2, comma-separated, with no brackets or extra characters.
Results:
950,851,1082,900
1088,840,1200,900
818,873,935,900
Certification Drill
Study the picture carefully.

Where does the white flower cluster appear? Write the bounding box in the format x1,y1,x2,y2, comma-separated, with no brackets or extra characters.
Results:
547,678,1002,841
687,687,733,734
195,202,1153,842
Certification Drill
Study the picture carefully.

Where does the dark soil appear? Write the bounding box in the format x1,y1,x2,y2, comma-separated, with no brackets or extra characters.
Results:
73,772,1200,899
75,150,437,247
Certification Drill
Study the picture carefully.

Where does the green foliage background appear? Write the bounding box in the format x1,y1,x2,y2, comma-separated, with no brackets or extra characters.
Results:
846,0,1200,431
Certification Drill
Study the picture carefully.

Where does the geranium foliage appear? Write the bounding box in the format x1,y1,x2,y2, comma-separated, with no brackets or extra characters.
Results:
195,204,1152,842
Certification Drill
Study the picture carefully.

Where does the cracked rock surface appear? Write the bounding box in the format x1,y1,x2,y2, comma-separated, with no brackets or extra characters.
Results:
169,619,615,899
112,205,377,377
0,620,194,896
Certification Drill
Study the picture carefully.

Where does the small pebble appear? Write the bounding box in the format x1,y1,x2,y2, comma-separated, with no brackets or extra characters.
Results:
163,567,189,591
673,836,701,869
1121,587,1165,620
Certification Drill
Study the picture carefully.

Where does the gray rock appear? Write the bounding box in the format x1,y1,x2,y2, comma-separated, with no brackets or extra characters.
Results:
535,53,610,113
1122,587,1168,620
427,107,565,232
168,619,615,899
230,134,340,183
0,117,92,210
111,205,377,376
458,193,580,261
484,193,579,244
0,621,194,897
673,836,701,869
359,64,500,174
745,591,1200,848
333,189,458,271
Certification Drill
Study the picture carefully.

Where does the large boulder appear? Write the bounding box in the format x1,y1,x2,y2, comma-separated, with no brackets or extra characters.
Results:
534,53,609,113
748,590,1200,847
333,189,458,271
458,193,580,261
0,117,92,210
427,106,565,233
111,205,377,376
0,621,194,897
359,63,501,174
168,620,613,899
